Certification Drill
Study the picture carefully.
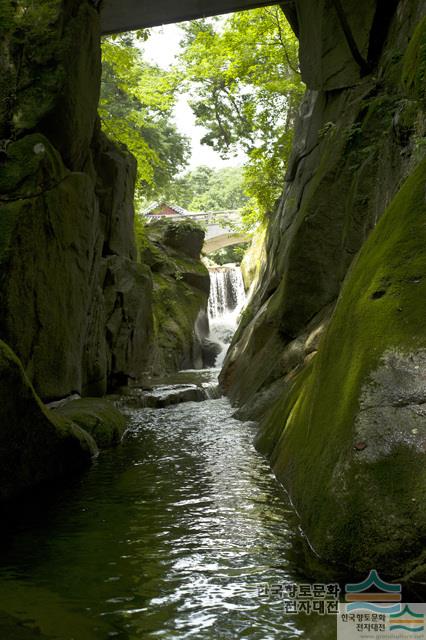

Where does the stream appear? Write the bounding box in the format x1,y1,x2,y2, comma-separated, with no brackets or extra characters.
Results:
0,267,335,640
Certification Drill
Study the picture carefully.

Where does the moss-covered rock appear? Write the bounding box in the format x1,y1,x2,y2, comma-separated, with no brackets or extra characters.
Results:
0,128,153,400
0,0,155,501
221,2,426,579
0,340,96,502
102,255,153,389
402,16,426,106
161,220,205,259
150,272,208,374
0,135,101,400
240,224,266,292
222,5,426,410
54,398,127,449
256,158,426,578
139,221,210,375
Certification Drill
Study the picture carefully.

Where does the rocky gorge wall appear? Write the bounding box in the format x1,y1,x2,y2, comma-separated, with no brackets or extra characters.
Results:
0,1,153,400
141,219,211,374
221,0,426,580
0,0,208,500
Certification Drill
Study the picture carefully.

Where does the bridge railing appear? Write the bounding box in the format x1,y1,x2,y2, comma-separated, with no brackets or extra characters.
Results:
144,210,242,226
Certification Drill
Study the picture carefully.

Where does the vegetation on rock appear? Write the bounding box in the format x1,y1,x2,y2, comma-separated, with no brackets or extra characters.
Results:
139,220,210,374
54,398,127,449
257,157,426,577
0,339,96,501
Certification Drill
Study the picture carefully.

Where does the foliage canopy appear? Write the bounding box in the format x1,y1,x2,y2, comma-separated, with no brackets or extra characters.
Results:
100,34,190,204
178,7,304,226
161,165,248,212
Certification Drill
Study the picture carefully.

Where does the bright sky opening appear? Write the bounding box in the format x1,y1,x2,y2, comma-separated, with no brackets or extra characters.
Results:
142,23,247,170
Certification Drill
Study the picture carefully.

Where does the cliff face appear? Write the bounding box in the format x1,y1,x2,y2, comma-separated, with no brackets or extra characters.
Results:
0,0,152,401
221,0,426,579
0,0,208,499
141,220,211,375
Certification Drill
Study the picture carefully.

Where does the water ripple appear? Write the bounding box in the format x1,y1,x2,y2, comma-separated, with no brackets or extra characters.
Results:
0,396,334,639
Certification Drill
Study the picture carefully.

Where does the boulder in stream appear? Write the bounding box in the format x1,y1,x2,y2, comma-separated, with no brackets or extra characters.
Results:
53,398,127,449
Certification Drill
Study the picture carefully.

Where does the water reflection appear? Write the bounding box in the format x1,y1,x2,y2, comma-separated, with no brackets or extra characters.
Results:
0,396,335,639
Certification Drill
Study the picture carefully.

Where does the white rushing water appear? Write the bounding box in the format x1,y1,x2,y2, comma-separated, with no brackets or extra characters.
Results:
208,265,246,367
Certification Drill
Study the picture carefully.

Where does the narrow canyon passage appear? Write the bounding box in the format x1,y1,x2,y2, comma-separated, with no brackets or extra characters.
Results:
3,2,426,638
0,380,331,640
0,268,332,639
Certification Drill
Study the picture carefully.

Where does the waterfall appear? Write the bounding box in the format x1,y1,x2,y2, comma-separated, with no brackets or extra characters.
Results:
208,266,246,367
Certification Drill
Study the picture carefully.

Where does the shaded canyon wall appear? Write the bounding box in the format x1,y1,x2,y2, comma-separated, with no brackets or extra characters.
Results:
0,0,208,499
221,0,426,579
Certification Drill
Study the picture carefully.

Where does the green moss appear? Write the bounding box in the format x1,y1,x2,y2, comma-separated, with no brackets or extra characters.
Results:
55,398,127,449
402,16,426,105
152,273,206,353
138,220,209,374
0,339,97,501
0,134,65,194
241,223,266,290
258,158,426,576
0,135,66,266
255,360,314,458
163,219,205,235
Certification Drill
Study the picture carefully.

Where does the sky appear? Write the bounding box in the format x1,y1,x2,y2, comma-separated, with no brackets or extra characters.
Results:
142,24,247,170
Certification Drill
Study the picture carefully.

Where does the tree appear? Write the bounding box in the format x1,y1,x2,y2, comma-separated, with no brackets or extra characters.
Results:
160,165,248,211
190,166,247,211
178,7,304,226
0,0,63,139
100,34,190,204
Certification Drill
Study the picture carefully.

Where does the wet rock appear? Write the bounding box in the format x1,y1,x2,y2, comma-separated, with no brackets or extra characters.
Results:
121,384,209,408
181,271,211,295
201,339,222,368
0,340,96,502
54,397,127,449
